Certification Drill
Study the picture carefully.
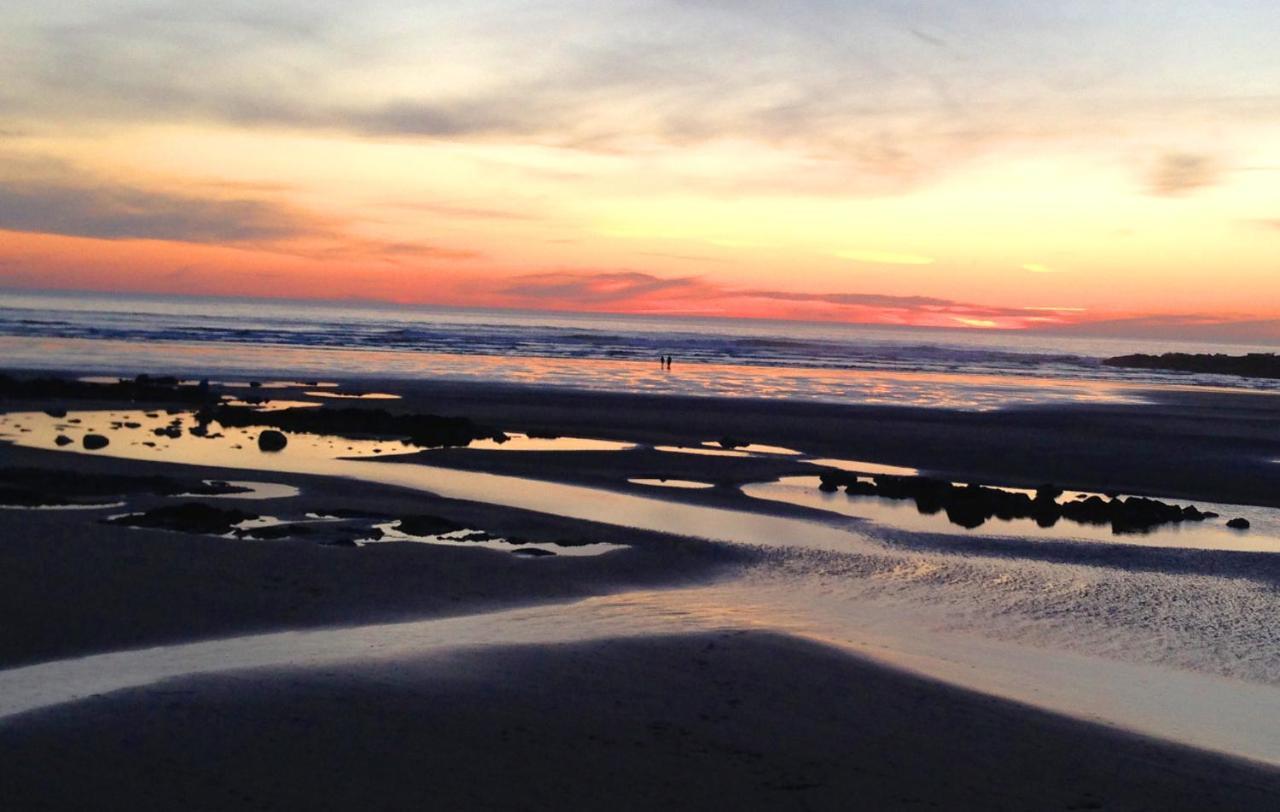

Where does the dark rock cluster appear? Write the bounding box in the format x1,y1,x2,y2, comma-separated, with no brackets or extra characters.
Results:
0,373,213,405
0,468,250,507
818,471,1219,534
1104,352,1280,380
205,405,501,449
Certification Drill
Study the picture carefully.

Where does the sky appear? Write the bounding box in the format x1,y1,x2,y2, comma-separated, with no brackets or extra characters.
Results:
1,1,1279,338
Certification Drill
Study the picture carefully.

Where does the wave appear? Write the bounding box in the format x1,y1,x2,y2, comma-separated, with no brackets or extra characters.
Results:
2,295,1278,394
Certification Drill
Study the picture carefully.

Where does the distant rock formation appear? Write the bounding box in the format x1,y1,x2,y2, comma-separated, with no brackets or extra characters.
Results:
818,471,1214,535
1104,352,1280,379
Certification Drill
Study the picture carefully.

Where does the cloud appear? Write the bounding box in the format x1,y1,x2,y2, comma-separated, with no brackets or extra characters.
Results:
301,237,480,264
11,1,1274,196
1050,314,1280,343
736,289,958,310
378,200,538,222
0,154,480,264
1146,153,1221,196
499,271,714,304
497,270,1076,328
0,153,313,243
834,249,935,266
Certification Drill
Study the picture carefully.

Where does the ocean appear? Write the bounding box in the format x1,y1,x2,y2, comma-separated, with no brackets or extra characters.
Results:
2,290,1278,409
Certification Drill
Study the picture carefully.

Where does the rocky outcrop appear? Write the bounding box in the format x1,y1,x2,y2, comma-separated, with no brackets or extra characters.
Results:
210,405,500,449
0,468,251,507
0,373,214,404
819,471,1215,534
1104,352,1280,380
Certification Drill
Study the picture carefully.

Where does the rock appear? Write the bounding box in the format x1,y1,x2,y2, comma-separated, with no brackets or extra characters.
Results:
822,471,1207,535
1035,483,1063,502
54,435,73,446
45,408,67,418
718,435,746,449
213,405,492,449
1104,352,1280,380
1226,517,1251,530
82,434,109,450
844,480,878,497
396,514,466,536
512,547,556,557
257,429,288,452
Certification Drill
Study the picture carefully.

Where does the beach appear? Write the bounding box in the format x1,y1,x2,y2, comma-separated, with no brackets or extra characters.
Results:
8,3,1280,806
2,369,1279,809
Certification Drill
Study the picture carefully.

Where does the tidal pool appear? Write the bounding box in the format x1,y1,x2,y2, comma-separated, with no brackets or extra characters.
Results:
627,478,716,490
462,433,636,452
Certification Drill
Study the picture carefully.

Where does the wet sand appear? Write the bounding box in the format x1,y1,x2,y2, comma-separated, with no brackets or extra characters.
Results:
0,442,744,669
2,371,1280,808
369,376,1280,508
3,632,1278,811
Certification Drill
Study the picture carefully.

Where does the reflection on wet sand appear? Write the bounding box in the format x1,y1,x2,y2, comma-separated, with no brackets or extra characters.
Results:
655,445,753,458
628,478,716,490
461,433,636,452
702,441,800,455
805,458,920,477
362,521,626,557
34,337,1158,410
5,408,1280,769
305,391,401,400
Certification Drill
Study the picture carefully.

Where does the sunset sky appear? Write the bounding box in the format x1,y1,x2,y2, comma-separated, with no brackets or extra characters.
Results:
2,1,1279,336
